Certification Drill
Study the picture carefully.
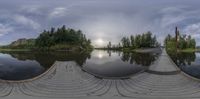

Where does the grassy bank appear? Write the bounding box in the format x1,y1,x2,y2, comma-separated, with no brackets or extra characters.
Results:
95,47,161,53
178,48,197,52
0,45,93,52
0,43,93,52
0,48,31,52
166,48,200,53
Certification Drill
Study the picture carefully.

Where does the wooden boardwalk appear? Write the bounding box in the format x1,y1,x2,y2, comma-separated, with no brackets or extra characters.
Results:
1,49,200,99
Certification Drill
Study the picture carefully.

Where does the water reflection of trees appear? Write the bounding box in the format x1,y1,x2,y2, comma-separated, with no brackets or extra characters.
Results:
1,50,161,69
106,50,122,57
121,52,160,66
1,51,91,68
169,52,196,66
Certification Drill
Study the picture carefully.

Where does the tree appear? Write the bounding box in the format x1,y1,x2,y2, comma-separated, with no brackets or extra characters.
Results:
118,43,121,48
120,32,158,49
126,37,130,47
135,35,141,48
152,35,157,47
130,35,135,48
164,34,171,47
121,37,127,48
191,39,196,49
146,31,152,47
107,41,112,49
35,25,92,50
165,33,196,51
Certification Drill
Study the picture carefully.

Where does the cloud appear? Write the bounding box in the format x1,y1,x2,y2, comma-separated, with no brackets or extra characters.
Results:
159,6,188,28
78,13,156,46
160,15,186,28
19,5,43,15
49,7,68,18
13,15,40,30
0,0,200,46
183,23,200,45
0,24,13,37
184,23,200,34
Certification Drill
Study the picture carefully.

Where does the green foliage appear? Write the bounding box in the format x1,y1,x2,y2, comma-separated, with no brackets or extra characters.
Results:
164,34,196,51
9,39,35,49
3,25,92,51
102,31,159,51
121,37,130,48
165,38,176,51
121,32,159,49
35,25,92,50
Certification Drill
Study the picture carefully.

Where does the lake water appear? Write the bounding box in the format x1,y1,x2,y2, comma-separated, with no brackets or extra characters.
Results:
0,50,161,81
168,51,200,79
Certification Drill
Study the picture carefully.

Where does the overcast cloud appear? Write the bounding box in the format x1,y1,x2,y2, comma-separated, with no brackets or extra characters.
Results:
0,0,200,46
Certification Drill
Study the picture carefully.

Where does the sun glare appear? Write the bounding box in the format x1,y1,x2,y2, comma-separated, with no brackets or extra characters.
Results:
95,38,104,47
98,53,103,59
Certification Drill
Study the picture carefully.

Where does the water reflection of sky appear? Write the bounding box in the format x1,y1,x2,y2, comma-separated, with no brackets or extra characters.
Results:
0,50,160,80
170,52,200,79
0,53,12,59
88,50,120,65
194,53,200,66
0,53,44,80
0,51,91,80
82,50,159,78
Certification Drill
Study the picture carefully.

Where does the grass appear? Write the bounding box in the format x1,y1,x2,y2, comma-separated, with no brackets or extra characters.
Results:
179,48,197,52
0,48,31,52
0,44,93,52
195,48,200,52
95,47,160,53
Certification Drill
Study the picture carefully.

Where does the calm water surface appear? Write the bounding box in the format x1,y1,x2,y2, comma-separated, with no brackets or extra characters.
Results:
0,51,90,80
0,50,160,80
82,50,160,78
168,51,200,79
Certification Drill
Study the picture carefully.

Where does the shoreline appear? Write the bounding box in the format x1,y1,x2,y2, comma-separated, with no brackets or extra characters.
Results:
0,48,93,52
95,47,162,53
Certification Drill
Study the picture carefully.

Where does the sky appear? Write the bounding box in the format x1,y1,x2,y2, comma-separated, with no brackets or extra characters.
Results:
0,0,200,47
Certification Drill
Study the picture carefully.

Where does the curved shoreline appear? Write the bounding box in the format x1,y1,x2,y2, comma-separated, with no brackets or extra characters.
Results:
0,61,58,83
165,49,200,81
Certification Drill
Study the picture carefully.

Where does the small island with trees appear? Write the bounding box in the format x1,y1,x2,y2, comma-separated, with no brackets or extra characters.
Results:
164,27,197,52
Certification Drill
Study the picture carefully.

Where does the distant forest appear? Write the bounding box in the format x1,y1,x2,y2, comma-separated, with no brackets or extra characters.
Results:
104,32,160,50
4,25,92,51
35,25,92,50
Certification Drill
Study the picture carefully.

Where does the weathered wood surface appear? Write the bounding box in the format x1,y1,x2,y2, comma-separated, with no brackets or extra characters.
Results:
1,49,200,99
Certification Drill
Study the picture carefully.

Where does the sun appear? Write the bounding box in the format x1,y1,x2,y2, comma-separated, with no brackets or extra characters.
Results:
96,38,104,44
95,38,105,47
98,53,103,59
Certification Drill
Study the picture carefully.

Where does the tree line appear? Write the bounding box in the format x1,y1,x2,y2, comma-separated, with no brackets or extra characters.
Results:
106,31,159,50
5,25,92,51
35,25,92,50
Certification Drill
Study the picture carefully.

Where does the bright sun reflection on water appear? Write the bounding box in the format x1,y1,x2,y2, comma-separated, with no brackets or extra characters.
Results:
94,51,107,59
98,53,103,59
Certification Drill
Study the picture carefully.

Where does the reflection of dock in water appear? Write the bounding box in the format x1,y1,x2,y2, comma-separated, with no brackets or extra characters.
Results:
2,49,200,99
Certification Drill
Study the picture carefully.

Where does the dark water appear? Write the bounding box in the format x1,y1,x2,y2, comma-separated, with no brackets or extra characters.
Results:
0,50,160,80
0,51,90,80
82,50,160,78
168,51,200,79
